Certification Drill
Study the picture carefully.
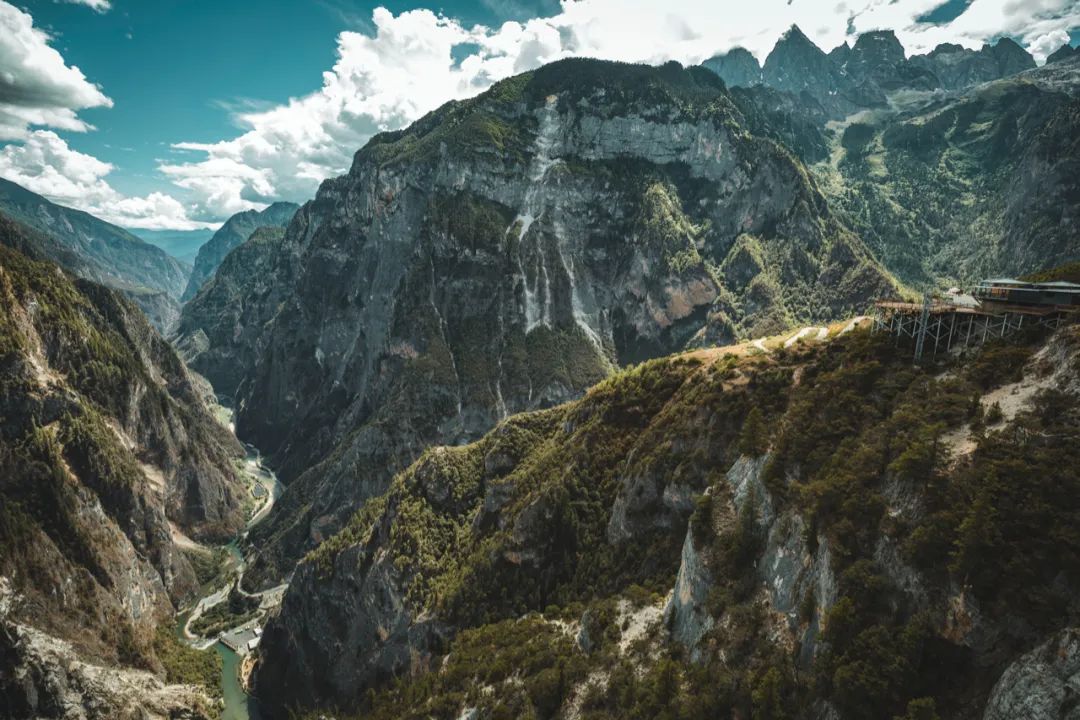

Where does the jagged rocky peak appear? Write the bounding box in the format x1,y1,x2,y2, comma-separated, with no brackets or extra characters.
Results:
763,24,887,116
182,200,299,301
987,36,1037,75
701,46,762,87
828,41,852,64
850,29,906,67
758,26,1037,117
1048,43,1080,65
763,24,830,82
846,29,941,92
230,56,893,589
908,37,1035,90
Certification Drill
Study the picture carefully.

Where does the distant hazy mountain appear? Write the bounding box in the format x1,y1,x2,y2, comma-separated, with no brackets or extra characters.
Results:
182,202,299,301
0,179,198,333
0,178,189,299
132,227,214,265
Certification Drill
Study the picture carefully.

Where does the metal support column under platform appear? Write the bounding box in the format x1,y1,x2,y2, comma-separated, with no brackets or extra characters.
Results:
871,299,1069,361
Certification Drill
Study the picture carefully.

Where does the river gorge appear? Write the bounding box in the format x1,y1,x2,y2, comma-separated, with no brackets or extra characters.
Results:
174,405,285,720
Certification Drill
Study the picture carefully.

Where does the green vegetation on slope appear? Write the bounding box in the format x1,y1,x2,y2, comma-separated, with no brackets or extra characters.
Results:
153,627,222,700
1021,260,1080,283
819,80,1079,287
299,319,1080,720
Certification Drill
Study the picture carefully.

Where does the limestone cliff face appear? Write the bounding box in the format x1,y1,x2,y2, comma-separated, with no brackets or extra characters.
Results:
0,230,245,669
181,202,299,301
982,628,1080,720
666,453,838,665
0,580,217,720
223,59,891,587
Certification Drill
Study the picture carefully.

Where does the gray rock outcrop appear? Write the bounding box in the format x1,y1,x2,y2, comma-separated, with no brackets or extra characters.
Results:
983,628,1080,720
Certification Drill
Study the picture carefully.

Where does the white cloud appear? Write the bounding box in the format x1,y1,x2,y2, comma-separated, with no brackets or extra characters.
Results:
159,7,494,219
0,1,112,140
1027,28,1071,62
898,0,1080,61
0,2,211,230
161,1,1080,218
61,0,112,12
0,131,216,230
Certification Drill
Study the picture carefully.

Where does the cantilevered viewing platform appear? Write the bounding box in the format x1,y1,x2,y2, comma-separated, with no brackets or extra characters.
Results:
872,278,1080,360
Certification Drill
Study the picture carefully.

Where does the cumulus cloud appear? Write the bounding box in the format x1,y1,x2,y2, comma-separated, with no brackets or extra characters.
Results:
61,0,112,12
159,8,497,219
1027,28,1072,61
0,2,211,230
0,131,215,230
161,0,1080,219
0,1,112,140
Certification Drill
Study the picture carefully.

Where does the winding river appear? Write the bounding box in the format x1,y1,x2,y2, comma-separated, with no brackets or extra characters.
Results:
175,406,284,720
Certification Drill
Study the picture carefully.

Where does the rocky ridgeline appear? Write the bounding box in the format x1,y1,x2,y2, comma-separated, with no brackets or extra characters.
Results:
173,58,893,589
703,26,1037,117
0,179,190,333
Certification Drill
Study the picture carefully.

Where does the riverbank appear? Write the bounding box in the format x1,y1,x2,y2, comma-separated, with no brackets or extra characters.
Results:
172,402,285,720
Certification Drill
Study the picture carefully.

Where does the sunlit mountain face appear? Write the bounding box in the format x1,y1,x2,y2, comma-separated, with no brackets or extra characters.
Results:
1,2,1080,719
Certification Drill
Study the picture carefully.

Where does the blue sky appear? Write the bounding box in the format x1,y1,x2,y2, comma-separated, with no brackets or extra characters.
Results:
21,0,559,199
0,0,1077,230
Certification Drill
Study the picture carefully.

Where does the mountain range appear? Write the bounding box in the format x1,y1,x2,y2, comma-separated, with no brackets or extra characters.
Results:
704,26,1038,117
